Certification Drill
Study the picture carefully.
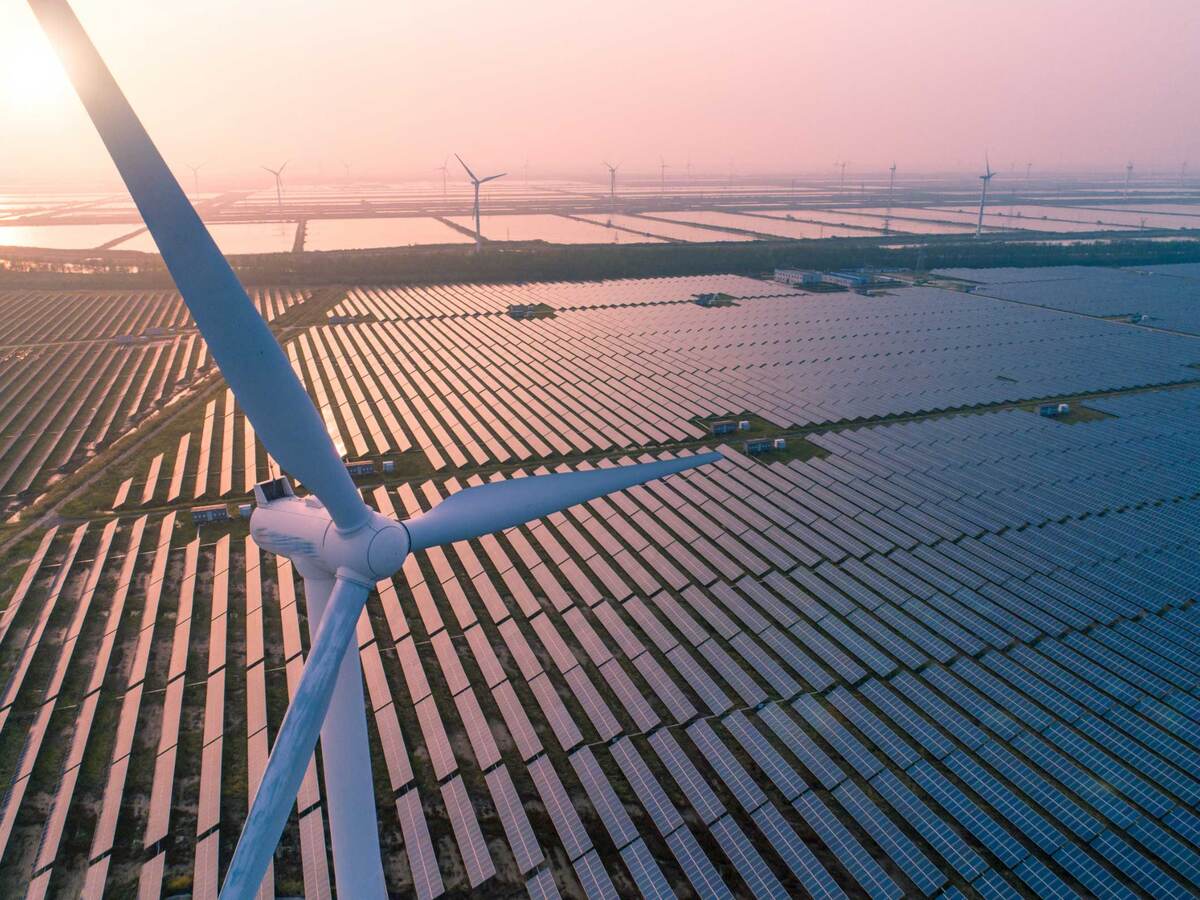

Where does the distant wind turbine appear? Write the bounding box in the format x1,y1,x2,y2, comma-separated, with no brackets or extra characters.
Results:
603,160,619,207
976,155,996,237
186,161,206,197
1125,160,1134,197
838,160,847,192
261,161,288,213
884,161,896,234
437,155,449,199
456,154,505,247
1181,161,1188,188
342,160,351,182
27,4,724,898
659,156,669,194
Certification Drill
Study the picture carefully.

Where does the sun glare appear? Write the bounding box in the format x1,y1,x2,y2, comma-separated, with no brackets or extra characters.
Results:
2,37,69,111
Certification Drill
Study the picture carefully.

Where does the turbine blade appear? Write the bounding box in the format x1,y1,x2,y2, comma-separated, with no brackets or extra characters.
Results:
480,172,507,183
221,575,371,898
455,153,478,182
29,0,369,531
405,452,722,552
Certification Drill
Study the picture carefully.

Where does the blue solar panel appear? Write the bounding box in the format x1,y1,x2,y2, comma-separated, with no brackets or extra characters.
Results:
793,791,902,900
833,780,946,895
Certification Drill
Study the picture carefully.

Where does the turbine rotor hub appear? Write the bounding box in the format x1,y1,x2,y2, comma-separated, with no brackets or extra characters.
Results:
250,490,408,585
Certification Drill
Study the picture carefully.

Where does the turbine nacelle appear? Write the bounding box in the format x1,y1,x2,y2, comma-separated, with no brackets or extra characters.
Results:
250,478,409,584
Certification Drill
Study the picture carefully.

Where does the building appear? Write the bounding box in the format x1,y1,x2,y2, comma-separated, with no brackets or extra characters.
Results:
508,304,535,319
191,503,229,524
825,271,872,289
1039,402,1070,417
745,438,774,455
711,420,736,436
346,459,376,476
774,268,822,287
381,459,396,473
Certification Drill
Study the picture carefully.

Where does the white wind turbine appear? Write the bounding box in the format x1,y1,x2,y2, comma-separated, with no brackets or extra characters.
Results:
28,2,722,897
186,161,206,197
261,160,289,213
436,154,449,199
603,160,620,208
884,161,896,234
976,155,996,237
456,153,505,246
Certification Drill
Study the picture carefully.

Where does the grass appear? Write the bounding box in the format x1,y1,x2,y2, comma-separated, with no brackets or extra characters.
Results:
693,412,828,464
1021,401,1115,425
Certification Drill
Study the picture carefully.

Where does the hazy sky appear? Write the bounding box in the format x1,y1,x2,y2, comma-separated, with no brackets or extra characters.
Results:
3,0,1199,188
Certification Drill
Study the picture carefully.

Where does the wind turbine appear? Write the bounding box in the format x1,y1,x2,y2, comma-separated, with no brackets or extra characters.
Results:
1125,160,1134,197
342,160,351,182
838,160,847,192
28,4,722,899
659,156,669,194
186,161,206,197
884,161,896,234
262,160,288,213
1181,161,1188,188
456,154,505,247
436,155,449,199
976,155,996,237
603,160,619,208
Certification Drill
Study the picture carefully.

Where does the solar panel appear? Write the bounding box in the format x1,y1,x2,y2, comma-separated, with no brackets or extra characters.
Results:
648,729,726,826
792,791,902,900
664,826,733,900
709,814,789,900
572,849,618,900
749,802,847,899
442,775,495,887
486,765,544,873
395,788,444,900
833,780,946,895
870,769,987,881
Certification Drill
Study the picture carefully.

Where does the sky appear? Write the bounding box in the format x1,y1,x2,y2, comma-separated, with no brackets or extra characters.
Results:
2,0,1199,189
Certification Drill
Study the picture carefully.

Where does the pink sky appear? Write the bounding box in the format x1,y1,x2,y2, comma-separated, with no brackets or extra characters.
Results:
3,0,1198,187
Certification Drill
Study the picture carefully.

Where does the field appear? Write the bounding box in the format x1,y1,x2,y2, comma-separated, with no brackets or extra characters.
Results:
6,177,1200,257
0,266,1198,898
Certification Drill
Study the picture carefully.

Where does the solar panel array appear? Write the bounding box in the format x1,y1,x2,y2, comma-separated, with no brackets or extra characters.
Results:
934,265,1200,336
301,284,1200,472
1,374,1199,895
0,288,307,502
328,275,799,319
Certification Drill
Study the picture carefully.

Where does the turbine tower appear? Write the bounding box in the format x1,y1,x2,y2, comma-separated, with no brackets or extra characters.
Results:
28,4,722,899
659,156,669,194
262,161,288,213
1125,160,1134,197
456,154,505,248
437,155,449,199
186,161,206,197
976,155,996,237
342,160,351,182
884,161,896,234
838,160,847,192
603,160,619,208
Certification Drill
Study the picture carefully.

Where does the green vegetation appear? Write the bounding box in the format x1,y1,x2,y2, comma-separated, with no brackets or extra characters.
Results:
4,234,1200,291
